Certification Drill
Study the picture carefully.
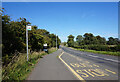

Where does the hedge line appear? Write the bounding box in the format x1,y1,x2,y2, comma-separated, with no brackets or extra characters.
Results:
73,45,120,52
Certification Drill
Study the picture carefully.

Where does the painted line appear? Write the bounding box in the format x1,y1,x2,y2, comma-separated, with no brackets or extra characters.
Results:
66,47,120,63
67,51,119,63
88,55,98,58
88,55,119,63
59,52,86,82
104,58,119,63
105,69,116,74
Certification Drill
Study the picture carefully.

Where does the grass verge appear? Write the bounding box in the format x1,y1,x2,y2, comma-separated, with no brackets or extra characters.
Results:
70,47,120,56
2,47,57,81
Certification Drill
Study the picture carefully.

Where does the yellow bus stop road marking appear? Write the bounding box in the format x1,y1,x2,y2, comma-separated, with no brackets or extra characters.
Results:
105,69,116,74
59,52,86,82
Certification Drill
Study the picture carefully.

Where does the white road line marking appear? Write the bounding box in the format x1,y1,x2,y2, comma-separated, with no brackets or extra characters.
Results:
104,58,119,62
88,55,99,58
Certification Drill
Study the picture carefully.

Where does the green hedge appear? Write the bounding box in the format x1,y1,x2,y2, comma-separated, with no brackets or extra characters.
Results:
73,45,120,52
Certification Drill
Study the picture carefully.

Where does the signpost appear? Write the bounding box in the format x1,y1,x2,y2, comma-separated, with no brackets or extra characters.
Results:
56,35,57,50
26,25,31,61
43,43,48,53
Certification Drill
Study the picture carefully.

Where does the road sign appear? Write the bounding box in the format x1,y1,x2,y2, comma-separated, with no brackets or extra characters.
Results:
43,44,47,46
27,25,32,30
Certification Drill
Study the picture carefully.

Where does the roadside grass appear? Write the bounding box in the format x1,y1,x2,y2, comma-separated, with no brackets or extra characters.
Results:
2,48,56,81
48,48,57,54
70,47,120,56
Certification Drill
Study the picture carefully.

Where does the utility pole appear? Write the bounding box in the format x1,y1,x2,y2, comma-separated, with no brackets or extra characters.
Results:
56,34,57,50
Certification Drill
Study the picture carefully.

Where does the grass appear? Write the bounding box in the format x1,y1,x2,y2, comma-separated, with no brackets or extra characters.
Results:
70,47,120,56
2,47,57,81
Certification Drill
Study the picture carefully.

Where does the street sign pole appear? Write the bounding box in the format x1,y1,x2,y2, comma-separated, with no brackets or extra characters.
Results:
26,25,31,61
56,35,57,50
26,26,28,61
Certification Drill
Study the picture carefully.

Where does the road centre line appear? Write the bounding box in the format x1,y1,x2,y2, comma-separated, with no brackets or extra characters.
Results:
59,52,86,82
77,53,119,63
88,55,98,58
103,58,119,63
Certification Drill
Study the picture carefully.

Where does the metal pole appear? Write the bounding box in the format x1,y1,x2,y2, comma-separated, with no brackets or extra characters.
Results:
56,34,57,50
26,26,28,61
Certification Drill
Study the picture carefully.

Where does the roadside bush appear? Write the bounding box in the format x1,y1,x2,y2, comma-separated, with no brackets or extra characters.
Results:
111,45,120,52
73,45,119,52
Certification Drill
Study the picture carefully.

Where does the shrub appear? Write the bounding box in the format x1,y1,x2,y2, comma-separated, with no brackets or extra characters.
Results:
73,45,119,52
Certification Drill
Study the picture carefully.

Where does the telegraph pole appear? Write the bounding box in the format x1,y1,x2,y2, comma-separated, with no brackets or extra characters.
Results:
56,34,57,50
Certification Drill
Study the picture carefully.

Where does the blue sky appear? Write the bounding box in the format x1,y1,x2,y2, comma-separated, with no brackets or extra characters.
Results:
2,2,118,42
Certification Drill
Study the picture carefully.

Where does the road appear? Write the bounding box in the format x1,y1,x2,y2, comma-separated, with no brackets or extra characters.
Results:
27,49,77,80
27,46,119,81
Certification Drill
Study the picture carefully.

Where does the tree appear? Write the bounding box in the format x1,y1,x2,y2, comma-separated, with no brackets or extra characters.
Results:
67,35,74,47
96,35,106,45
63,42,67,46
107,37,114,45
2,15,26,57
83,33,97,45
30,34,44,51
76,35,83,46
107,37,120,45
2,8,61,65
49,34,61,48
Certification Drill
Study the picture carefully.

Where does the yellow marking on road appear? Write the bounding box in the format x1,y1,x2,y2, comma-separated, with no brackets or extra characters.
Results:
70,63,76,67
95,69,109,76
59,52,85,82
105,69,116,74
90,69,105,76
93,64,99,67
85,61,90,63
76,70,89,77
66,53,101,68
83,69,95,77
79,63,86,67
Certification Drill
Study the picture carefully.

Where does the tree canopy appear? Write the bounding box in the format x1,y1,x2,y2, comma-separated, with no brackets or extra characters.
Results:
2,8,61,65
67,35,74,47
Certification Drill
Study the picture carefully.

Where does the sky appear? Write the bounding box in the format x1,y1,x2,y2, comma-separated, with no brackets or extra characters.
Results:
2,2,118,42
2,0,120,2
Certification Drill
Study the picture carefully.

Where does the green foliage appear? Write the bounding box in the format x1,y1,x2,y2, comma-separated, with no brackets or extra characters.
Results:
74,45,120,52
61,42,67,46
76,48,120,56
67,35,74,47
107,37,120,45
2,8,61,65
67,33,120,52
76,35,83,46
96,35,106,45
83,33,98,45
2,48,56,81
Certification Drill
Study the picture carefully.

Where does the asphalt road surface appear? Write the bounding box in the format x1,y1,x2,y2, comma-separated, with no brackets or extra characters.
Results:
27,46,119,82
